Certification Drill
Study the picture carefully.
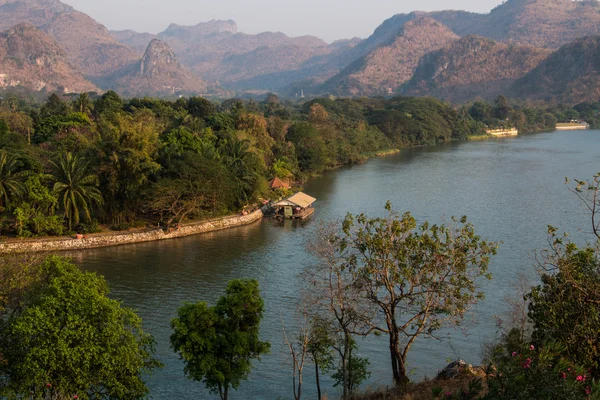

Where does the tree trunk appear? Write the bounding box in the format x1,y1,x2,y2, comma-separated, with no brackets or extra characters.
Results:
389,330,409,387
342,332,351,399
315,359,321,400
223,385,228,400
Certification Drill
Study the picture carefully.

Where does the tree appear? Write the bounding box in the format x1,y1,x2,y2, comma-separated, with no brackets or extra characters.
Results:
187,96,216,119
527,227,600,376
170,279,270,400
0,151,27,211
493,95,511,120
568,173,600,239
305,224,373,399
0,256,161,399
95,110,161,224
283,311,311,400
336,203,497,386
73,92,93,115
40,94,69,118
50,152,103,230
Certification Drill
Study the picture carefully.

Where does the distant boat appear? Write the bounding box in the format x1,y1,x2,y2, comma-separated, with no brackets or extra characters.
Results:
486,127,518,136
555,121,589,131
273,192,316,220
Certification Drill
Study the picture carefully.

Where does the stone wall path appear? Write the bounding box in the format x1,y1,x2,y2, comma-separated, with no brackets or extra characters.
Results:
0,209,264,254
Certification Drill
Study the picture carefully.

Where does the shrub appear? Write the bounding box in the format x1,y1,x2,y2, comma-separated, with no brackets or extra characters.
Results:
484,330,599,399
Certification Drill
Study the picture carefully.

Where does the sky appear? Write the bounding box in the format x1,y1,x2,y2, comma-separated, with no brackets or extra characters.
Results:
62,0,504,43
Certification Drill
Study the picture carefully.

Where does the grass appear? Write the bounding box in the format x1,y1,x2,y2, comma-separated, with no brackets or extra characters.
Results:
354,367,487,400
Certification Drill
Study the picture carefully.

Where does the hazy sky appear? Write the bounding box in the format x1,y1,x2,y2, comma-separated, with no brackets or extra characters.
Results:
62,0,504,42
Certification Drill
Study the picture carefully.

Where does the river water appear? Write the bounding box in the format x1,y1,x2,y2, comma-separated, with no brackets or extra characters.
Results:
69,130,600,399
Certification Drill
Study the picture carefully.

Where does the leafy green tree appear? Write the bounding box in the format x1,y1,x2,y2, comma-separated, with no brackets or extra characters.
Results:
331,340,370,395
40,93,69,118
0,256,161,399
286,122,327,173
50,152,103,230
73,92,93,115
220,136,265,207
95,110,161,224
336,203,497,386
187,96,216,119
493,95,511,120
527,230,600,376
93,90,123,118
0,151,27,211
170,279,270,400
13,174,61,237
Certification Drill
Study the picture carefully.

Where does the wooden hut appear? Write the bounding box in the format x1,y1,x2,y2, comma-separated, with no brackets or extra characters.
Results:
269,177,291,190
273,192,316,220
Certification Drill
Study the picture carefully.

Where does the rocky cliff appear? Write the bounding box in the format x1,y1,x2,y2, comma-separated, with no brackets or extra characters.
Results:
0,23,97,93
111,39,209,97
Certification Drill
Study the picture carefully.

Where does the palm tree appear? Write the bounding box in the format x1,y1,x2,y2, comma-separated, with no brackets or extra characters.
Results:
50,152,103,230
221,137,260,205
0,151,26,211
73,92,92,115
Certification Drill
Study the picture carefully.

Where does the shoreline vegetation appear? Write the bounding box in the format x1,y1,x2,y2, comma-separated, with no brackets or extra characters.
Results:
0,92,597,246
0,208,263,254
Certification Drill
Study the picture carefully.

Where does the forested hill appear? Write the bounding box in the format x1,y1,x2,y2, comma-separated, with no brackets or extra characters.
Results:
403,35,552,103
510,36,600,104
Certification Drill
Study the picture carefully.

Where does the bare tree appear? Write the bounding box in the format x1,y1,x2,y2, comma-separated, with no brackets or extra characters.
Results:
568,173,600,239
282,311,311,400
304,223,374,399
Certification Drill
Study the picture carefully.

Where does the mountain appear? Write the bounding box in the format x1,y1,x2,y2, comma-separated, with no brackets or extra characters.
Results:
0,0,73,31
111,20,332,90
469,0,600,49
110,39,209,97
403,35,552,102
0,23,97,93
109,29,157,55
320,17,459,96
0,0,139,85
511,36,600,104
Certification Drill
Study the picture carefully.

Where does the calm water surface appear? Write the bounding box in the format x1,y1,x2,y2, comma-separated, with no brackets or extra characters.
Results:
69,130,600,399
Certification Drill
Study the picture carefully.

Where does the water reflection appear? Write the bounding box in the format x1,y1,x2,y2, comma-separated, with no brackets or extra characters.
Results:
71,130,600,399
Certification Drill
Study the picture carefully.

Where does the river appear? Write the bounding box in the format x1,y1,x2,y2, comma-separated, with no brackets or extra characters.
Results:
68,130,600,399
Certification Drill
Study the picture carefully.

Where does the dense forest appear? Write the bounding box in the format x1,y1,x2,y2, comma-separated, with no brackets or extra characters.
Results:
0,91,598,238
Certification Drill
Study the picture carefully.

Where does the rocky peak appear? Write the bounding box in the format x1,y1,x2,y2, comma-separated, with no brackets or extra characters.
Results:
140,39,177,75
161,19,238,38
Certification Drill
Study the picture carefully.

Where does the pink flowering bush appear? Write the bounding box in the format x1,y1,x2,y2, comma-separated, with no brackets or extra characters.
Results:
484,329,599,399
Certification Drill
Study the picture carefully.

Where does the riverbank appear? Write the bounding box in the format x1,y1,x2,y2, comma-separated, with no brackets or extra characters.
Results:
0,209,264,254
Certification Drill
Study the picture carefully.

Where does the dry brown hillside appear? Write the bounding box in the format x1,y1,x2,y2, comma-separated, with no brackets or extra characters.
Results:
39,11,138,83
403,35,552,102
0,23,97,93
471,0,600,49
511,35,600,104
321,17,459,96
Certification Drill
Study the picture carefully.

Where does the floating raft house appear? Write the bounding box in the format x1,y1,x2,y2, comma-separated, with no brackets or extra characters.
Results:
273,192,316,220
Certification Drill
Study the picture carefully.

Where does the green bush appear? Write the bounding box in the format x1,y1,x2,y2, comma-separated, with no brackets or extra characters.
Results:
74,219,100,234
484,330,598,399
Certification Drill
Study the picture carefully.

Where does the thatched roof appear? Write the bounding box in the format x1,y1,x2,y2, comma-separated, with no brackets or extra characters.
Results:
269,177,291,190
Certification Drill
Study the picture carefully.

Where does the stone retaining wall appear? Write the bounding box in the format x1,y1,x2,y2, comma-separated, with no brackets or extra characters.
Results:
0,209,264,254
